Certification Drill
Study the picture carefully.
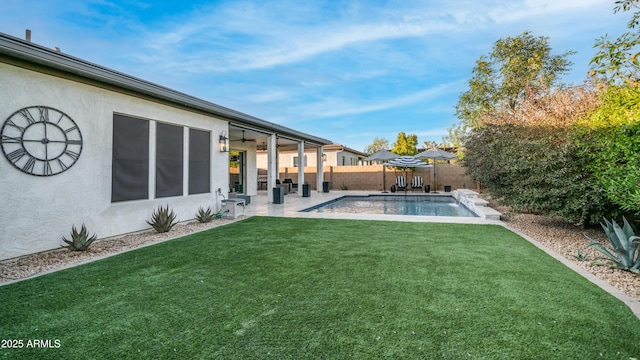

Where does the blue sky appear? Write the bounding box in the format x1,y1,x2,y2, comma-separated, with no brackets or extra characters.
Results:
0,0,630,152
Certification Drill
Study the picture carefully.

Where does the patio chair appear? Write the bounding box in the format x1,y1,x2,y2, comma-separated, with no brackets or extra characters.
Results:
283,178,297,193
391,175,407,192
411,176,423,191
275,179,290,195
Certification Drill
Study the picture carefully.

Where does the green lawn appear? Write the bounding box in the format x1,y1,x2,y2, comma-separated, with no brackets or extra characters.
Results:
1,217,639,359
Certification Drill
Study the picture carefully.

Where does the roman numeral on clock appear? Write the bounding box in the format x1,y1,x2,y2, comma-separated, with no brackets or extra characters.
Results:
7,148,27,161
64,150,80,160
43,160,53,175
1,135,22,143
22,156,36,173
19,109,37,125
38,106,49,122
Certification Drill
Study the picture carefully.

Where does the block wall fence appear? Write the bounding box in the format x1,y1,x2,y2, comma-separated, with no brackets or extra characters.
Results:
276,164,478,192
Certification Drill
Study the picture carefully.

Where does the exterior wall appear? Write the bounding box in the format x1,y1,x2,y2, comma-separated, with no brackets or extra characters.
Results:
322,152,337,167
0,63,228,260
278,164,477,191
257,150,319,168
256,148,361,168
335,151,360,166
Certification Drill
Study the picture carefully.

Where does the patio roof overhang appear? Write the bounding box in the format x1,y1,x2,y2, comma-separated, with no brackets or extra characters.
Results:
0,32,332,148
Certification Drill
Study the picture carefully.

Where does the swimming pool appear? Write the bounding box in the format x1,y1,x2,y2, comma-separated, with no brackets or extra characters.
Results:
301,195,479,217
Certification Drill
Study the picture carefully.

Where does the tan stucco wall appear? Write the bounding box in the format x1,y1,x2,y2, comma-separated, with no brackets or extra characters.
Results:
276,164,476,192
256,148,361,168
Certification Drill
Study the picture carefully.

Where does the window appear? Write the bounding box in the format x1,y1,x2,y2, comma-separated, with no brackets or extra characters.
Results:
156,123,184,198
189,129,211,194
293,156,299,167
112,114,213,202
112,115,149,202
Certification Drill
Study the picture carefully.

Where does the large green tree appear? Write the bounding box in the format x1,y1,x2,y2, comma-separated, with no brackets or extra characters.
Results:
590,0,640,84
391,132,418,155
363,137,390,155
450,31,575,144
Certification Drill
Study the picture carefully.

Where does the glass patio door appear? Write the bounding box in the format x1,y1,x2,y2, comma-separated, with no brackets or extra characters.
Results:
229,151,245,194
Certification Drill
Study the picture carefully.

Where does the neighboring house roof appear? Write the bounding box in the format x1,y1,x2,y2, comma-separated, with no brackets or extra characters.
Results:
323,144,367,157
0,32,332,147
267,143,366,156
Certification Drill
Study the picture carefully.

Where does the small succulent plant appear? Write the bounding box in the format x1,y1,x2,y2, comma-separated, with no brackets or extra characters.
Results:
62,224,98,251
147,205,178,233
586,217,640,273
196,206,214,223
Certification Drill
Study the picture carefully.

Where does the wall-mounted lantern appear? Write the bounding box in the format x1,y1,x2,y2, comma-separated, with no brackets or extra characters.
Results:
219,131,229,152
322,153,327,162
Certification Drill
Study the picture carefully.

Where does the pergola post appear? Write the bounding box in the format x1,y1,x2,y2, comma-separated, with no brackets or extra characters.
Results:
266,134,277,203
316,146,324,192
297,141,305,196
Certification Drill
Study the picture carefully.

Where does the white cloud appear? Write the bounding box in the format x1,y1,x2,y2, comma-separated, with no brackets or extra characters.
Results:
289,81,461,120
487,0,612,24
143,0,609,74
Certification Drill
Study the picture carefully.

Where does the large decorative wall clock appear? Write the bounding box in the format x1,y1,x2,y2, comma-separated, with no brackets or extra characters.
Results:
1,105,83,176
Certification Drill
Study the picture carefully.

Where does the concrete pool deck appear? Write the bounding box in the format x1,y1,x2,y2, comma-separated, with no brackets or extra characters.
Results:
242,190,504,225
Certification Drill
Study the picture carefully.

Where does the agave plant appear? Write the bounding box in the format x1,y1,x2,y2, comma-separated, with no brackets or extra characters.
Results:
147,205,178,233
196,206,214,223
62,224,98,251
586,217,640,273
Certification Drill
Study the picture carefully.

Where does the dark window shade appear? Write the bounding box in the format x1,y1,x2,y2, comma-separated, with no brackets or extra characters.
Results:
112,115,149,202
156,123,184,198
189,129,211,194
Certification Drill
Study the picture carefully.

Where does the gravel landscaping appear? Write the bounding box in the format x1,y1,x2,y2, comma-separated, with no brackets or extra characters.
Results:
1,212,638,302
493,203,640,302
0,218,236,285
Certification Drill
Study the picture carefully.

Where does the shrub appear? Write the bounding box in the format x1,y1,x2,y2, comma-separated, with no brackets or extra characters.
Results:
196,206,214,223
574,85,640,215
147,205,178,233
586,217,640,273
462,84,616,226
62,224,98,251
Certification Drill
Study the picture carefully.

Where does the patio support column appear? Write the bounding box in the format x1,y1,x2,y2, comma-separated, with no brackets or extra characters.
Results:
267,134,277,203
297,141,305,196
316,146,324,192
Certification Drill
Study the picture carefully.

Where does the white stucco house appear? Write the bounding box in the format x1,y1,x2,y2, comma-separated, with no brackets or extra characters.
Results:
0,32,331,260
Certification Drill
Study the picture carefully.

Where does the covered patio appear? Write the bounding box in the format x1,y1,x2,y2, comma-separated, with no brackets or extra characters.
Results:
226,124,331,204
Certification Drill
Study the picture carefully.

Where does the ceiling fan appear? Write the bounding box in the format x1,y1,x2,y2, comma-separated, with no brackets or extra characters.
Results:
230,130,255,143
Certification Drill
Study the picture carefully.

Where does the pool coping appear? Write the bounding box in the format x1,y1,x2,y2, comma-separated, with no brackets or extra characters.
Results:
299,193,481,218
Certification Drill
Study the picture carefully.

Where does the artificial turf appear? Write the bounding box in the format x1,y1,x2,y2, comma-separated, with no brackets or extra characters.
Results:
1,217,639,359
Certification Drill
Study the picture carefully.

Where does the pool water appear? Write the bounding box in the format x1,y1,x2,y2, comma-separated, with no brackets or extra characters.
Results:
301,195,479,217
